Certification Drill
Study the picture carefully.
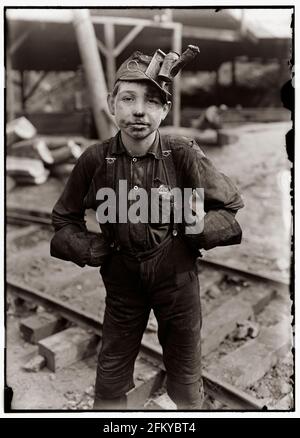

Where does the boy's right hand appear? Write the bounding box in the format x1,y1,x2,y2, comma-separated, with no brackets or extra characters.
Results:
50,226,111,268
88,234,113,267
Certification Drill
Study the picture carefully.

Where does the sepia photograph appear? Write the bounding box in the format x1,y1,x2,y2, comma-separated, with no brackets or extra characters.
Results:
4,5,294,414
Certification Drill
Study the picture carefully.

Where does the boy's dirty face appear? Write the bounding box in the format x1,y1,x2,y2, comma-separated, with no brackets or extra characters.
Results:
108,81,171,140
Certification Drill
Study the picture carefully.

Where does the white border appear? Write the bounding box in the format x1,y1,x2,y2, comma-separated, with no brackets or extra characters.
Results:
0,0,297,420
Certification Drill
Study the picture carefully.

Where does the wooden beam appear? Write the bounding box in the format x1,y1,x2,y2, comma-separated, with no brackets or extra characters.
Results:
38,326,99,372
20,71,26,110
183,26,239,42
13,78,21,87
113,24,145,58
104,23,116,91
24,71,49,102
207,318,292,389
20,311,68,344
9,28,32,55
172,24,182,127
96,38,109,58
72,9,115,140
202,298,253,356
92,15,178,31
6,50,15,121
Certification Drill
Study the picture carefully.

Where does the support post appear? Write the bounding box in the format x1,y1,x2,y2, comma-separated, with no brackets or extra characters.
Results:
72,9,115,140
20,71,26,111
104,23,116,92
25,71,49,102
172,24,182,127
231,58,236,88
6,49,15,122
215,67,220,105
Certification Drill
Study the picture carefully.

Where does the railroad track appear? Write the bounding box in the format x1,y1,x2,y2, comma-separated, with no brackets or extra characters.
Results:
6,217,293,411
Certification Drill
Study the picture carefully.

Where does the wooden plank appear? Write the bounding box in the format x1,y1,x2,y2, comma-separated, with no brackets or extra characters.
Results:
182,26,239,42
206,318,292,389
91,15,178,30
96,38,109,57
126,358,165,409
38,326,99,371
21,112,90,136
201,298,253,356
25,72,49,102
19,311,68,344
142,279,275,359
149,392,177,410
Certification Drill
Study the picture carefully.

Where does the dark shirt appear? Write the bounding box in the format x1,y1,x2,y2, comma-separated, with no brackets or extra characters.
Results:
52,130,244,255
103,131,171,251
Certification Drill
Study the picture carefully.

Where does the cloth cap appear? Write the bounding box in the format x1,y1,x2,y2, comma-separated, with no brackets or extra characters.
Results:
115,51,171,102
114,46,200,103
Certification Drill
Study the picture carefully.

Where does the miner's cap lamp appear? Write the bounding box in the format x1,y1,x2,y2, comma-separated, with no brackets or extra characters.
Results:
115,45,200,102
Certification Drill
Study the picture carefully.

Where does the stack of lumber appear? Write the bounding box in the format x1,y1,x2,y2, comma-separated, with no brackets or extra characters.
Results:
6,117,87,187
7,157,50,185
6,117,37,147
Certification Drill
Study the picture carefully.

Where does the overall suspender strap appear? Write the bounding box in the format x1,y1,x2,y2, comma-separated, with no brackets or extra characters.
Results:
105,151,116,191
160,134,179,233
160,135,177,188
105,140,118,245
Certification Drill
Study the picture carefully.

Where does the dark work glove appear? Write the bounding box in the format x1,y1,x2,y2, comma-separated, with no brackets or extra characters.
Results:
185,209,242,251
50,225,112,268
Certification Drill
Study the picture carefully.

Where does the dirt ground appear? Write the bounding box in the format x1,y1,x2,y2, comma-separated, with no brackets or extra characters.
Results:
201,121,292,283
5,120,293,412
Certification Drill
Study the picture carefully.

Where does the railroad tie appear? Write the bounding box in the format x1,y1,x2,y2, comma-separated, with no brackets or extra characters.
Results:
19,311,68,344
206,317,293,389
38,326,99,372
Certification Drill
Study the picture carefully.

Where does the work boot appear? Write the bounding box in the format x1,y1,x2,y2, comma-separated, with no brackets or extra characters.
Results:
93,395,127,410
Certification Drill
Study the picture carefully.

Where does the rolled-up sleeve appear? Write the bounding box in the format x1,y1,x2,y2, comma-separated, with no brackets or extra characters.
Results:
182,141,244,250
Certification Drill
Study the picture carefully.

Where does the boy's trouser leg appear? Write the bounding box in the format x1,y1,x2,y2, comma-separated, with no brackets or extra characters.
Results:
94,256,150,409
151,243,203,409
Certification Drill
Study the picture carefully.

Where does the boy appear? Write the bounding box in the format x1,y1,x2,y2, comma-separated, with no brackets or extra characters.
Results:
51,48,244,410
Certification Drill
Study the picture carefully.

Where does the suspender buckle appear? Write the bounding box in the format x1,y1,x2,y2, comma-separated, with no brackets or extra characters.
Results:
105,157,117,164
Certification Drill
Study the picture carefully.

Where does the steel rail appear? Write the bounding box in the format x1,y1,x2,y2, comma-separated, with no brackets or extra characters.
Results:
7,210,289,290
7,277,265,410
199,258,289,288
7,211,52,226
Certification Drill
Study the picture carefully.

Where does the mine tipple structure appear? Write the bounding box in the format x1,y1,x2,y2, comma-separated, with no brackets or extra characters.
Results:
6,8,291,139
